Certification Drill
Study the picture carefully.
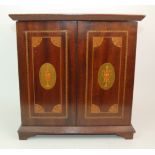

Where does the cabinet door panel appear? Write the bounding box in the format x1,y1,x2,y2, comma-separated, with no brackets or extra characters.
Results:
17,21,77,125
77,21,137,125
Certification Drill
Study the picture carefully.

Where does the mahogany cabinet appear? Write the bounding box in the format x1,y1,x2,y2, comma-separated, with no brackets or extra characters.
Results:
9,14,145,140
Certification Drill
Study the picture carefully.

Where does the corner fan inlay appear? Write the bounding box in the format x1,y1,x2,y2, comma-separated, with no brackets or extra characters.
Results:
32,37,42,48
34,104,44,113
32,36,62,48
52,104,62,113
34,104,62,113
91,104,100,113
90,103,119,113
112,37,122,48
93,37,104,48
108,104,118,113
51,36,61,47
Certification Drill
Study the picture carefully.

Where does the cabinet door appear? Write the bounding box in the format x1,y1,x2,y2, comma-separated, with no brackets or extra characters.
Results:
77,21,137,125
17,21,77,126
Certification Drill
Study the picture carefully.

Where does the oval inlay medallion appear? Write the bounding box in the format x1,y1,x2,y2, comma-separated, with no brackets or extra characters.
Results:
98,63,115,90
39,63,56,90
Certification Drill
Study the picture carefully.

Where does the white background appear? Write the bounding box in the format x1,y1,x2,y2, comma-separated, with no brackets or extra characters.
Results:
0,1,155,148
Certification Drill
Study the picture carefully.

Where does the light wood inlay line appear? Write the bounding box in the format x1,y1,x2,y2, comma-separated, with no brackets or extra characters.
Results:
25,31,68,119
85,30,128,119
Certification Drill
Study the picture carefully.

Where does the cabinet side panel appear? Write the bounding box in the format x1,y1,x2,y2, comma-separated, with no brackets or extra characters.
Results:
16,22,30,124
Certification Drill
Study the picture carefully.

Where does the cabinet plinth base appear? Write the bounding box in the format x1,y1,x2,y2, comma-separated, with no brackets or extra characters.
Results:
18,125,135,140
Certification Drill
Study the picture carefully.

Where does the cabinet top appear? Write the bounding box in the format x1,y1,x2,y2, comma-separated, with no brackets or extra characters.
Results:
9,14,145,21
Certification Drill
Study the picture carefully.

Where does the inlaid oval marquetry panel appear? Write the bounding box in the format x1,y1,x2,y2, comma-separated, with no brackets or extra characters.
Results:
98,63,115,90
39,63,56,90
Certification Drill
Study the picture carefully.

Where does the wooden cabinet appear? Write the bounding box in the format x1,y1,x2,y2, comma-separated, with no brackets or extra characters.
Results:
9,14,145,140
